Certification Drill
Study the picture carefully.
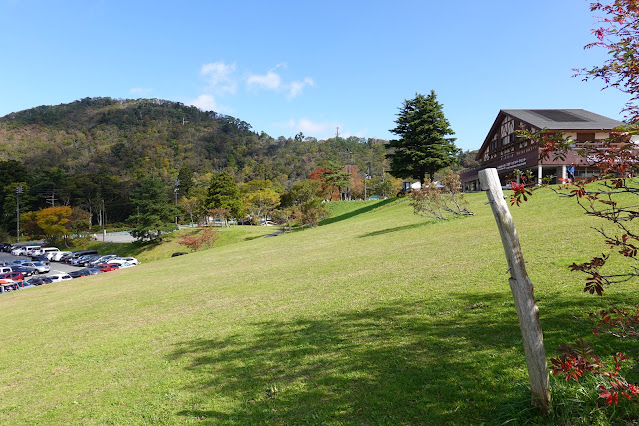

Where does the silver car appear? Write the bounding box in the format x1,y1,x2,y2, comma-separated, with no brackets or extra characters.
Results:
21,262,50,274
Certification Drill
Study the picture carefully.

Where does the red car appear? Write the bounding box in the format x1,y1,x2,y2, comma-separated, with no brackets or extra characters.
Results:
0,271,25,282
96,263,120,272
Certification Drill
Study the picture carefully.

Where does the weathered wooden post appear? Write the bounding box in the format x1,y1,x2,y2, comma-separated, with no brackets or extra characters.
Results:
478,168,551,413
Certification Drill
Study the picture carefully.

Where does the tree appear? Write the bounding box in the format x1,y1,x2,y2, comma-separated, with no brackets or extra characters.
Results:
206,172,245,220
240,179,282,224
128,177,179,242
580,1,639,123
511,1,639,411
35,206,72,246
178,227,219,252
279,179,330,228
386,90,459,185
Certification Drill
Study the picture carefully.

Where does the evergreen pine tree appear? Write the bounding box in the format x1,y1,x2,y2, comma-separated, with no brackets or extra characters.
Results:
206,172,245,219
128,177,179,242
386,90,459,184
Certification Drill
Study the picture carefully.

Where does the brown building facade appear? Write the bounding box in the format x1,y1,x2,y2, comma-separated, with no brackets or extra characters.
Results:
459,109,627,191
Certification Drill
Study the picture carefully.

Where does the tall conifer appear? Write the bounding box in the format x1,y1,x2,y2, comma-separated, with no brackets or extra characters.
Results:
386,90,458,184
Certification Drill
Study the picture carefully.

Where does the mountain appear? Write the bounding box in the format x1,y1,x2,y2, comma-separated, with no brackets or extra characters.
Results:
0,97,386,182
0,97,389,228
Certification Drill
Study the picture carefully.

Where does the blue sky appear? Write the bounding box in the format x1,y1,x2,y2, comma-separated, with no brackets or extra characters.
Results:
0,0,631,151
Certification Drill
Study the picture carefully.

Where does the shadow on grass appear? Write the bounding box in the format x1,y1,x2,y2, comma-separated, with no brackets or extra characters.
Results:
319,198,396,226
166,291,622,424
358,221,435,238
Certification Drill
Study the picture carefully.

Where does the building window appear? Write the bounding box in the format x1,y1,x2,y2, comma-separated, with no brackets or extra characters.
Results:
577,132,595,144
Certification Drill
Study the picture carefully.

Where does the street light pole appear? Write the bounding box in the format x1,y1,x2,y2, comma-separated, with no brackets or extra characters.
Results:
16,185,23,242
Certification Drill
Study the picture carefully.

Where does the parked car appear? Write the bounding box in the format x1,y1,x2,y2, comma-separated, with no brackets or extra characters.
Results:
71,254,95,266
65,250,99,263
96,263,120,272
68,269,92,278
21,262,50,274
51,251,72,262
113,257,139,265
83,268,103,275
33,247,59,257
48,273,73,282
87,254,117,267
0,271,25,282
11,265,36,277
26,276,54,286
30,255,50,263
0,279,20,292
82,254,107,267
24,246,42,256
11,247,26,256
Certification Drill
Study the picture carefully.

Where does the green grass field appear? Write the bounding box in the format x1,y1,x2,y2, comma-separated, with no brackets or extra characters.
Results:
84,226,276,264
0,190,637,424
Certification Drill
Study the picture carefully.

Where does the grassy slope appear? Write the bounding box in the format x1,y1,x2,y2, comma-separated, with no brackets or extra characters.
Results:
83,226,275,264
0,192,636,424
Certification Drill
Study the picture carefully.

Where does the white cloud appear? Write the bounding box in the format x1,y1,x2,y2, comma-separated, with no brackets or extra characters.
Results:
246,65,314,99
129,87,152,95
188,94,233,114
287,77,315,99
247,70,282,90
189,94,218,111
200,61,237,94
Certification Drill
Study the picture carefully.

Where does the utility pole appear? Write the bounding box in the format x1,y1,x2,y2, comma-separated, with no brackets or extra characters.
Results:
16,185,23,242
102,199,106,241
346,149,352,201
336,127,340,139
174,178,180,225
364,162,370,200
45,190,56,207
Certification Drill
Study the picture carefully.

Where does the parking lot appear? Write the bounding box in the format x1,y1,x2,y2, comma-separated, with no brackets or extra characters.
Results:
0,252,84,277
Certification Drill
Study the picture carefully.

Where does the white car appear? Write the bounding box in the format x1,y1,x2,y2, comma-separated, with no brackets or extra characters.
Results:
11,247,26,256
51,251,72,262
48,273,72,282
112,257,139,265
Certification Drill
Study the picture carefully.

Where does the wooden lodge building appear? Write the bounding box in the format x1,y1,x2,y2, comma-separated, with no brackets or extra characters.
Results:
459,109,627,191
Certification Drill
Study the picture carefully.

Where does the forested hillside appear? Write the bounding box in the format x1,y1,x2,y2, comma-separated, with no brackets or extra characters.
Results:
0,97,389,231
0,97,389,182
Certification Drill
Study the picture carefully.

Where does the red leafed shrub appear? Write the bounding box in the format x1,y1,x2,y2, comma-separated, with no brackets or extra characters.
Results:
549,339,638,405
178,227,219,252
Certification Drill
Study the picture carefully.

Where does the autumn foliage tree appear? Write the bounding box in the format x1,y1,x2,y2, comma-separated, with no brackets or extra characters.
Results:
36,206,72,246
178,227,219,252
512,0,639,410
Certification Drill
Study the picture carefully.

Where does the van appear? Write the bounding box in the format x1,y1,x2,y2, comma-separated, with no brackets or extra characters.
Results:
34,247,59,256
42,247,60,259
24,246,41,255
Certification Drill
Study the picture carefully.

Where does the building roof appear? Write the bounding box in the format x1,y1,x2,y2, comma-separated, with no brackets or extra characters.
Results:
476,109,627,160
501,109,625,130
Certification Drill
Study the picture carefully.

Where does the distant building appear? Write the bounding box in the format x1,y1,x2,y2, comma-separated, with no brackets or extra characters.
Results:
459,109,630,191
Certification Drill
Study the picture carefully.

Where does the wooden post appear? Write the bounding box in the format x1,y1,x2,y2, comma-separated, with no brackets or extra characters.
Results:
478,168,551,412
